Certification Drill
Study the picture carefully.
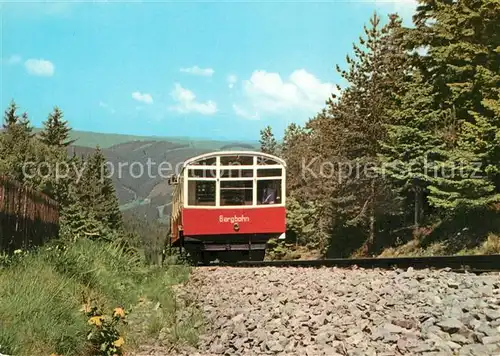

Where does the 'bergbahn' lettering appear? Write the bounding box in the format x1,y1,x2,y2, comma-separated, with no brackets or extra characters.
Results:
219,215,250,224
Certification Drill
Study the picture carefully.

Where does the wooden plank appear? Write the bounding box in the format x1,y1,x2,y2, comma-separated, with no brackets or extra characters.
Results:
0,176,59,253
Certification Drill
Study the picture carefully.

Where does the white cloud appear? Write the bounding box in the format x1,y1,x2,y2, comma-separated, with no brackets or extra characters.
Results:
132,91,153,104
169,83,217,115
238,69,337,117
233,104,260,120
24,58,55,76
227,74,238,89
180,65,214,77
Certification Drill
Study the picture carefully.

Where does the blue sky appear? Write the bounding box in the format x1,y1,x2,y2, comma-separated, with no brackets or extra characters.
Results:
1,0,417,141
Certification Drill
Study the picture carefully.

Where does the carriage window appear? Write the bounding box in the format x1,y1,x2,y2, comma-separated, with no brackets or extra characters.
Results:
257,179,282,205
256,156,280,165
191,157,216,166
188,168,217,179
257,168,282,177
220,181,253,206
220,168,253,178
188,180,216,206
220,155,254,166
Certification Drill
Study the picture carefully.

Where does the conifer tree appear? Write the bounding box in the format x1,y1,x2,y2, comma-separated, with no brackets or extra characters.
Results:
281,123,308,192
329,13,406,159
259,126,280,156
282,123,305,159
2,100,32,135
378,71,444,229
31,106,76,206
3,100,19,129
79,147,123,232
402,0,500,213
39,106,75,147
59,184,109,241
427,108,500,211
0,101,37,183
325,12,407,251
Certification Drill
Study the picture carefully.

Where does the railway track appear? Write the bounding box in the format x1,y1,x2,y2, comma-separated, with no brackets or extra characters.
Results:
209,254,500,273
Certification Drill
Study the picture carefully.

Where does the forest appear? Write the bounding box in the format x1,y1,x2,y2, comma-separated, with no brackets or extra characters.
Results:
260,0,500,259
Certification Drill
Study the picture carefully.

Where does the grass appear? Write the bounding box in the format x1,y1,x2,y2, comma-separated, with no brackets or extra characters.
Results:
0,253,87,355
0,238,199,356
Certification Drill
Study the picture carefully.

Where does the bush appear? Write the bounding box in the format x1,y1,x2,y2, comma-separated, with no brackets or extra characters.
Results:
265,238,322,260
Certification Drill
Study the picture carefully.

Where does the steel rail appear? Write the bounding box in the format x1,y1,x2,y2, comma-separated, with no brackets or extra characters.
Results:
208,254,500,273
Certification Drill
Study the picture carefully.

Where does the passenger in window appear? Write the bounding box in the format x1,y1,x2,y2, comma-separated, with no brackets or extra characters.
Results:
262,186,276,204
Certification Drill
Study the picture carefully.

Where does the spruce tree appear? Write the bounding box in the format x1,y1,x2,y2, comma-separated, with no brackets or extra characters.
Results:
2,100,32,135
427,108,500,211
59,184,109,241
407,0,500,213
3,100,19,129
0,101,36,183
378,71,444,229
325,12,407,251
82,147,123,232
39,106,75,147
281,123,308,192
282,123,305,159
259,126,280,156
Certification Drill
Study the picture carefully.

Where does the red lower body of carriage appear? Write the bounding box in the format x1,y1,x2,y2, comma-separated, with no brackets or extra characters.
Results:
170,206,285,261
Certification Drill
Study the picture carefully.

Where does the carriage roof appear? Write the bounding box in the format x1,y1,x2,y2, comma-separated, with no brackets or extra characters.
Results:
181,150,287,170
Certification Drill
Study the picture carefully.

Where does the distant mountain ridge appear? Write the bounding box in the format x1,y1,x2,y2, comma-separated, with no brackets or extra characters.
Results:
30,128,259,149
2,127,260,221
57,129,260,223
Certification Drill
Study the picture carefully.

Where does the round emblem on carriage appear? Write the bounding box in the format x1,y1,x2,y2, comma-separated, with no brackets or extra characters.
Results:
233,223,240,231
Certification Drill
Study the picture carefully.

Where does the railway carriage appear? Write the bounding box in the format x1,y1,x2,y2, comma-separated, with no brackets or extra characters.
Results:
168,151,286,264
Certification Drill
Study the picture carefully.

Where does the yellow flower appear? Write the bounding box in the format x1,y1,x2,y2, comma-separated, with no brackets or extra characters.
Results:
113,307,125,318
113,337,125,347
88,315,103,326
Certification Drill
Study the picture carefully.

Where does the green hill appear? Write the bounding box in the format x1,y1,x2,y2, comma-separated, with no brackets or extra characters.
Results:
59,129,260,223
32,128,259,150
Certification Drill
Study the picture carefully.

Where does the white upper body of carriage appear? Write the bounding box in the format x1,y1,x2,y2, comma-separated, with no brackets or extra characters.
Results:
170,151,286,212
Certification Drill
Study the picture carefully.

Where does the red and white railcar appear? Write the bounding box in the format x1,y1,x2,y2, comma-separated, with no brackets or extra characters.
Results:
168,151,286,263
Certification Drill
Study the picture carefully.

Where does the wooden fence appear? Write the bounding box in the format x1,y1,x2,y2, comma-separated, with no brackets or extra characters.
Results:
0,176,59,253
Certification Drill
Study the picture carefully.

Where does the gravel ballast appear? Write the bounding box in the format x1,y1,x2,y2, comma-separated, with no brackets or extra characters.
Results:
136,266,500,356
